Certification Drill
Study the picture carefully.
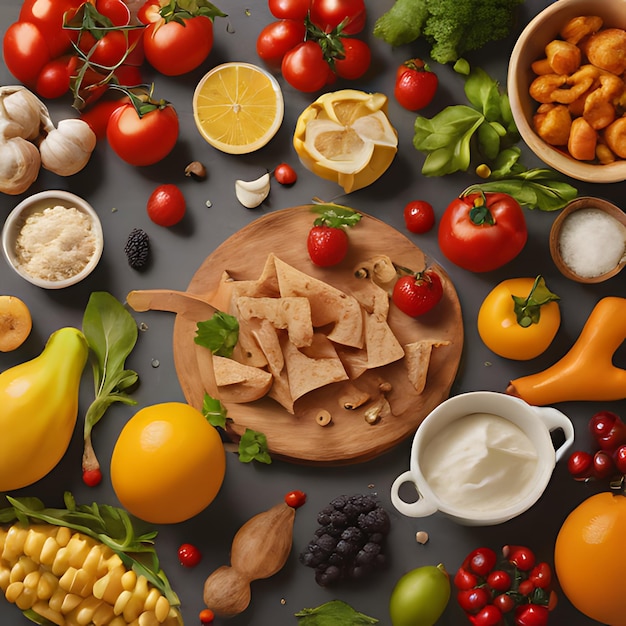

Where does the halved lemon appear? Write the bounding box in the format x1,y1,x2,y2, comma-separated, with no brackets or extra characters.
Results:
293,89,398,192
193,62,284,154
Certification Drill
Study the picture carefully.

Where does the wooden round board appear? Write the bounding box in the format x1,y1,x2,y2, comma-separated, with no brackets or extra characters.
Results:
172,206,463,465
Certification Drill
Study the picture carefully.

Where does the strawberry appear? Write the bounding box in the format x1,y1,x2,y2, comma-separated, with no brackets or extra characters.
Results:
392,268,443,317
306,204,362,267
394,58,438,111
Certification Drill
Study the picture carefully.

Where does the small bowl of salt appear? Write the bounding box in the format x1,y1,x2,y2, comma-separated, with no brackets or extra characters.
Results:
550,197,626,284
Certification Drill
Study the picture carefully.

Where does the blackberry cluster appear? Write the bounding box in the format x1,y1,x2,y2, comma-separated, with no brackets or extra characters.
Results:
299,494,391,587
124,228,150,269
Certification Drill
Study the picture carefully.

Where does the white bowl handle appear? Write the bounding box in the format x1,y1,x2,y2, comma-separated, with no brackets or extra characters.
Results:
533,406,575,462
390,471,439,518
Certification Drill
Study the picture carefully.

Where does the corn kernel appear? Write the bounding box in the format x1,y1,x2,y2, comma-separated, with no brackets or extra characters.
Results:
14,584,36,611
36,571,58,600
2,526,28,562
48,587,67,612
10,556,37,583
51,546,70,577
55,527,72,548
113,589,133,615
32,599,64,626
60,592,83,614
121,568,137,591
0,566,11,591
154,595,171,623
22,570,40,590
138,610,161,626
143,587,161,612
91,600,116,626
71,595,104,626
66,535,91,569
5,581,25,604
40,536,61,566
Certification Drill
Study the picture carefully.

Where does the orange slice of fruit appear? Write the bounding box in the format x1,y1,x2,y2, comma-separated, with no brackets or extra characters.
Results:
192,62,284,154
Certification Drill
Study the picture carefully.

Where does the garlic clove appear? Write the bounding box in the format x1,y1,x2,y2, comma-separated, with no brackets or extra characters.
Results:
39,119,97,176
0,137,41,195
235,173,271,208
0,86,45,141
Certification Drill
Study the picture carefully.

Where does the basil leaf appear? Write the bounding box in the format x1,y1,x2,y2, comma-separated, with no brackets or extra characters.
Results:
295,600,379,625
195,311,239,357
202,393,228,429
464,66,502,122
238,429,272,464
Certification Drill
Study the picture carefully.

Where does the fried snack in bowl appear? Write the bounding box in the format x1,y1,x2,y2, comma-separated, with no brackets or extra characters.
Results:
508,0,626,182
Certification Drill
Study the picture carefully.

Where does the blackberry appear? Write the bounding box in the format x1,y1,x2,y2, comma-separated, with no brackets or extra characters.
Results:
124,228,150,269
299,493,391,587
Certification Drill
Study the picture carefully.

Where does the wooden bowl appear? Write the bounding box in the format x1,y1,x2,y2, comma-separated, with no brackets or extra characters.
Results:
507,0,626,183
549,196,626,283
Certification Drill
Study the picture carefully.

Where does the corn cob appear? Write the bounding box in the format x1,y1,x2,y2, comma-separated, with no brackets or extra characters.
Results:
0,523,183,626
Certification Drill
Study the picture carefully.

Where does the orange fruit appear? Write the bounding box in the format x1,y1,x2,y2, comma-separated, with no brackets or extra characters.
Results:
111,402,226,524
192,62,284,154
554,491,626,626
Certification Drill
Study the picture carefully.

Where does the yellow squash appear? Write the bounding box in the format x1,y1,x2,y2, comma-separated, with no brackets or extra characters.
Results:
0,327,88,491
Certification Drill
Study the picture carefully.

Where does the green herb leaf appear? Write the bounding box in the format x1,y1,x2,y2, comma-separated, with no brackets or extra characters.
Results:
82,292,139,470
311,204,362,228
202,392,228,429
238,429,272,464
464,66,502,122
195,311,239,357
0,494,180,608
161,0,227,23
295,600,379,625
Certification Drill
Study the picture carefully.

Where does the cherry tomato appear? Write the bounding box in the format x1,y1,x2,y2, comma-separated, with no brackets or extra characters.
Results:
470,604,503,626
146,184,186,227
307,225,348,266
268,0,310,20
96,0,131,26
19,0,82,57
82,468,103,487
518,579,535,596
143,16,214,76
457,587,490,615
438,192,527,272
493,593,515,613
284,490,307,508
403,200,435,234
392,269,443,318
3,21,51,85
86,30,130,68
503,545,535,572
593,449,616,479
274,163,298,185
113,63,143,86
35,56,75,99
567,449,593,480
309,0,366,34
514,603,549,626
394,58,438,111
463,547,498,577
477,276,561,361
81,98,128,140
282,41,330,92
486,569,511,592
177,543,202,567
454,567,478,591
614,444,626,473
256,19,306,67
107,102,179,166
589,410,626,451
333,38,370,80
529,562,552,589
199,608,215,624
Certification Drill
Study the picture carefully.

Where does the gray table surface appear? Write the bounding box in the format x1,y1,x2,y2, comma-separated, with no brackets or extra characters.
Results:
0,0,622,624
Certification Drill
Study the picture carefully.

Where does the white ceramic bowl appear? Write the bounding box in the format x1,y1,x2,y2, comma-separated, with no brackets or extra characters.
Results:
508,0,626,183
2,190,104,289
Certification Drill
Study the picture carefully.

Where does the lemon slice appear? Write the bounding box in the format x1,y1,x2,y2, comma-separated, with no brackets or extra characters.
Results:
193,62,284,154
293,90,398,192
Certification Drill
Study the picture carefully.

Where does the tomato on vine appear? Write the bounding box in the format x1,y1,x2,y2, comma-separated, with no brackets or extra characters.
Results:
333,37,370,80
268,0,310,20
3,21,51,85
256,19,306,67
282,40,330,92
309,0,366,34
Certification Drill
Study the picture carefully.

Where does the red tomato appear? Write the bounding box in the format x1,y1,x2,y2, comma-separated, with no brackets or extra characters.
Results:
309,0,366,34
394,58,438,111
35,56,75,99
438,192,527,272
80,98,127,140
107,103,179,166
199,608,215,624
274,163,297,185
392,269,443,317
256,19,306,67
284,490,306,508
403,200,435,233
333,37,370,80
87,30,130,68
113,63,142,86
177,543,202,567
514,604,549,626
456,587,490,615
3,21,51,85
96,0,131,26
462,547,498,577
268,0,310,20
143,16,213,76
137,0,161,24
146,184,186,227
19,0,82,57
282,41,329,92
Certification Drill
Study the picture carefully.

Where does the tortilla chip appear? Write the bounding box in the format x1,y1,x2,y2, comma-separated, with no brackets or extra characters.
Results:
404,338,451,394
363,309,405,369
213,354,273,403
236,296,313,348
274,256,364,348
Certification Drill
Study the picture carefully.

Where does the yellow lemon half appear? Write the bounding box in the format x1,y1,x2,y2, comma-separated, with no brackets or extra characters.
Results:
193,62,284,154
293,89,398,192
111,402,226,524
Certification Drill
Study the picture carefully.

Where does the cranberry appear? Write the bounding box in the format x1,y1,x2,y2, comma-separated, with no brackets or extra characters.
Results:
464,547,498,577
592,449,616,479
487,569,512,592
503,545,535,571
614,444,626,474
454,566,479,590
177,543,202,568
457,587,491,614
566,449,593,479
589,410,626,451
514,603,549,626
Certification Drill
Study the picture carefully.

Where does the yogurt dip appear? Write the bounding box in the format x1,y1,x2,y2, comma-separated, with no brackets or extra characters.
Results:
419,412,538,513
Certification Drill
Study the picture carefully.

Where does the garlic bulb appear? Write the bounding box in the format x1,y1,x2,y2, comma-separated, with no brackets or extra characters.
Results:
0,86,43,141
0,137,41,195
39,119,97,176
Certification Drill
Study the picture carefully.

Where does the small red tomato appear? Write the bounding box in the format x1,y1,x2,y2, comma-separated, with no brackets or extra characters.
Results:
333,38,371,80
178,543,202,567
514,603,549,626
469,604,503,626
614,444,626,473
493,593,515,613
589,410,626,451
307,225,349,267
567,449,593,480
454,567,478,590
199,608,215,624
146,184,186,227
503,545,535,571
82,468,102,487
394,58,438,111
403,200,435,234
487,569,511,592
274,163,297,185
463,547,498,577
592,449,616,479
457,587,490,615
284,490,306,508
518,579,535,596
392,270,443,318
529,562,552,589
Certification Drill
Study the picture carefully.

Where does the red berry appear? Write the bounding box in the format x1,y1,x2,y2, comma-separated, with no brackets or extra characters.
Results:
457,587,491,614
589,410,626,451
82,468,102,487
178,543,202,568
307,225,349,267
463,547,498,577
487,569,512,592
529,562,552,589
284,490,306,508
567,449,593,480
403,200,435,234
503,545,535,571
146,183,186,227
454,567,478,590
614,444,626,473
199,608,215,624
514,603,549,626
392,270,444,318
470,604,503,626
592,449,616,479
518,578,535,596
274,162,297,185
493,593,515,613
